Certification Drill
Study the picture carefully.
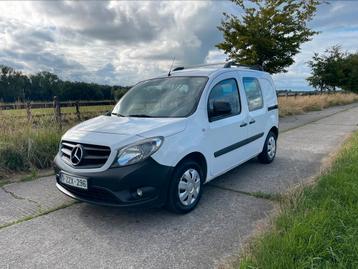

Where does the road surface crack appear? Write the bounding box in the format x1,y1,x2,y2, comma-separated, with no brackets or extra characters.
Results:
1,186,43,212
0,201,77,230
208,184,282,201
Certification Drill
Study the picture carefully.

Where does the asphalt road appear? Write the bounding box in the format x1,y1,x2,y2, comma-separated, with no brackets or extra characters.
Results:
0,103,357,269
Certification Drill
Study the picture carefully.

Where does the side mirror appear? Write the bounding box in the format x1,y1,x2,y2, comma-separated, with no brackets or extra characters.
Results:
211,101,232,117
104,111,111,116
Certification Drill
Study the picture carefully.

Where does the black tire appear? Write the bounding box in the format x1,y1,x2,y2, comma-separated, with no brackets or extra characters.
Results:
258,131,277,164
166,160,204,214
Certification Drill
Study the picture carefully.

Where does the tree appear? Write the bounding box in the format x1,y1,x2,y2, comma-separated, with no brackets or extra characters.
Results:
0,65,30,102
217,0,320,73
30,71,61,101
307,46,346,92
339,53,358,93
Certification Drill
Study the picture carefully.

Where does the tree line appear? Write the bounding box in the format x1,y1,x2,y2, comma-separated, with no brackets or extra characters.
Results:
0,65,130,103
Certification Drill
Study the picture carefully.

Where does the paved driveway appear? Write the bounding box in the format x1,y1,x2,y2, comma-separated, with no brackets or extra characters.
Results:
0,104,357,269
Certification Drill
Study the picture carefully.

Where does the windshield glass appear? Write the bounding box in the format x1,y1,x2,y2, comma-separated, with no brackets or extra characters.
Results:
112,76,208,118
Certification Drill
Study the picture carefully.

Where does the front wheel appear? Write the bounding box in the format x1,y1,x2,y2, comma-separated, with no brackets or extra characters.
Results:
258,131,277,164
166,160,204,214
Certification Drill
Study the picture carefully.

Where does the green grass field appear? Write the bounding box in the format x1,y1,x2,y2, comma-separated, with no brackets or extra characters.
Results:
239,131,358,268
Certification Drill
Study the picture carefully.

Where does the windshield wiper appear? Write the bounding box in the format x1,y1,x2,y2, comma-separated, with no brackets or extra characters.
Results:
111,112,124,117
127,114,152,118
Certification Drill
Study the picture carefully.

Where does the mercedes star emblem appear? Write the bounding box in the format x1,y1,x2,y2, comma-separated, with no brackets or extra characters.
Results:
70,144,83,166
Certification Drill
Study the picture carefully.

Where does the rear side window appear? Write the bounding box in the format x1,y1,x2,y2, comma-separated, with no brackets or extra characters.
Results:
207,78,241,121
242,77,264,111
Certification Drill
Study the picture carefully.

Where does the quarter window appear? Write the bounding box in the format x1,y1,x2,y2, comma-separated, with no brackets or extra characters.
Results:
242,77,264,111
207,78,241,121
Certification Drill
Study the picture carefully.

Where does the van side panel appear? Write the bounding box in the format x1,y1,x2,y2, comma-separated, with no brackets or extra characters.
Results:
259,77,279,134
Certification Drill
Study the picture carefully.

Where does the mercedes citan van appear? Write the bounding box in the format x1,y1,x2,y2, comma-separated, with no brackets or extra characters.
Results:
54,62,279,214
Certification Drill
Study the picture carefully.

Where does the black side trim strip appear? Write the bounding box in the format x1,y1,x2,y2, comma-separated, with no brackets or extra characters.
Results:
214,132,265,158
268,104,278,111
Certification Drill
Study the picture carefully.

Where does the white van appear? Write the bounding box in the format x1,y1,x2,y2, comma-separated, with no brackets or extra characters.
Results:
54,62,279,213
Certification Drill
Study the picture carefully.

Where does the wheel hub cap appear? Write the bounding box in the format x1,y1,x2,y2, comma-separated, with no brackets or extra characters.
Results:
178,168,201,206
267,136,276,159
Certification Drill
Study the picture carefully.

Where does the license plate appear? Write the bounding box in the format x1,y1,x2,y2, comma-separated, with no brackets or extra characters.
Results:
60,173,88,190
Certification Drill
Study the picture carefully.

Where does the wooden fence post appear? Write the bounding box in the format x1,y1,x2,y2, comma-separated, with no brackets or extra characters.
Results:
53,96,62,129
75,101,81,121
26,101,32,123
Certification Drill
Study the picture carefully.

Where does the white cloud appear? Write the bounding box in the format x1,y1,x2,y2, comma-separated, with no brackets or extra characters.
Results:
0,0,357,89
205,49,227,63
0,1,229,85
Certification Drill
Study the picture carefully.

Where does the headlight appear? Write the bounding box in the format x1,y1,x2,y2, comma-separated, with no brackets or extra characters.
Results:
116,137,164,166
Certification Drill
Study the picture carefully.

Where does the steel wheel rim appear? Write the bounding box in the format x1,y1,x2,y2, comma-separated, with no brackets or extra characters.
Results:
267,136,276,159
178,168,201,206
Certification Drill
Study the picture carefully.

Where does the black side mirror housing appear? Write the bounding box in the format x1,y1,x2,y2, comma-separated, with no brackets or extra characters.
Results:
212,101,232,117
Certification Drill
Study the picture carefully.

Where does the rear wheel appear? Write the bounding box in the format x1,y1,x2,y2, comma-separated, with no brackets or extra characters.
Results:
166,160,204,214
258,131,277,164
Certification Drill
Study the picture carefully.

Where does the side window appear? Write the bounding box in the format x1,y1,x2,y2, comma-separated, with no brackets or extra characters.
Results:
207,78,241,121
259,78,276,107
242,77,264,111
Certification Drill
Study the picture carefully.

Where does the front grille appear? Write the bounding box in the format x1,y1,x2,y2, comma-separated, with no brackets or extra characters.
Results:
60,140,111,169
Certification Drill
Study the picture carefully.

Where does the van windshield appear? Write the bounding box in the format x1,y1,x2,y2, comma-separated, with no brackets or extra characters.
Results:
112,76,208,118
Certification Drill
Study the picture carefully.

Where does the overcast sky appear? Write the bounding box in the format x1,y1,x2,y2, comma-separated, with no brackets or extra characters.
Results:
0,1,357,90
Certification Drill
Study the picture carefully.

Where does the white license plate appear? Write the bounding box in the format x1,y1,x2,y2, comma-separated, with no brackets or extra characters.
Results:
60,173,88,190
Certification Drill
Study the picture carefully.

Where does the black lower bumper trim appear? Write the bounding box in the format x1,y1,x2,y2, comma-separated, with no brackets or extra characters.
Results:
54,155,173,208
56,183,160,207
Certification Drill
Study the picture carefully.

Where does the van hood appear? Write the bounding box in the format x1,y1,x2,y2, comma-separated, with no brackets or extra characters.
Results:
69,115,187,138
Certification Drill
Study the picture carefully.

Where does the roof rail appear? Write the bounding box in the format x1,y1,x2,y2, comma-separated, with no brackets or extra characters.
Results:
223,61,264,71
172,62,226,72
172,61,263,72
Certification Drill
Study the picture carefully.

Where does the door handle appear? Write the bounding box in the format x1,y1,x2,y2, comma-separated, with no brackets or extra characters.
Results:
249,119,256,124
240,122,247,127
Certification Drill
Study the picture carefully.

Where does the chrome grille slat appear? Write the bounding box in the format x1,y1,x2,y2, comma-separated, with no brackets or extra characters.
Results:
62,142,75,148
61,148,72,156
60,140,111,169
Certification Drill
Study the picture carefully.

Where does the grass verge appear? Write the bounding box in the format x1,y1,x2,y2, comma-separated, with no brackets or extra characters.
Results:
239,131,358,268
279,93,358,117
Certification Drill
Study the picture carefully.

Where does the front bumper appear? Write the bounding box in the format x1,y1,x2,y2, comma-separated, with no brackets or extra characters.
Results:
54,154,173,208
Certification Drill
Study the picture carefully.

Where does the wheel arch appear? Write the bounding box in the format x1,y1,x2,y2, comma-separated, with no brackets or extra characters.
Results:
175,152,207,181
269,126,279,138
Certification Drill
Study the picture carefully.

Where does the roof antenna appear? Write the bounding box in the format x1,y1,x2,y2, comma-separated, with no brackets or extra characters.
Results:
168,57,175,77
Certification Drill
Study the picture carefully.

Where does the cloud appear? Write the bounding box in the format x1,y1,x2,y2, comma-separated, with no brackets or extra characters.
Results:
33,1,170,43
0,0,357,90
0,1,231,85
311,1,358,30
